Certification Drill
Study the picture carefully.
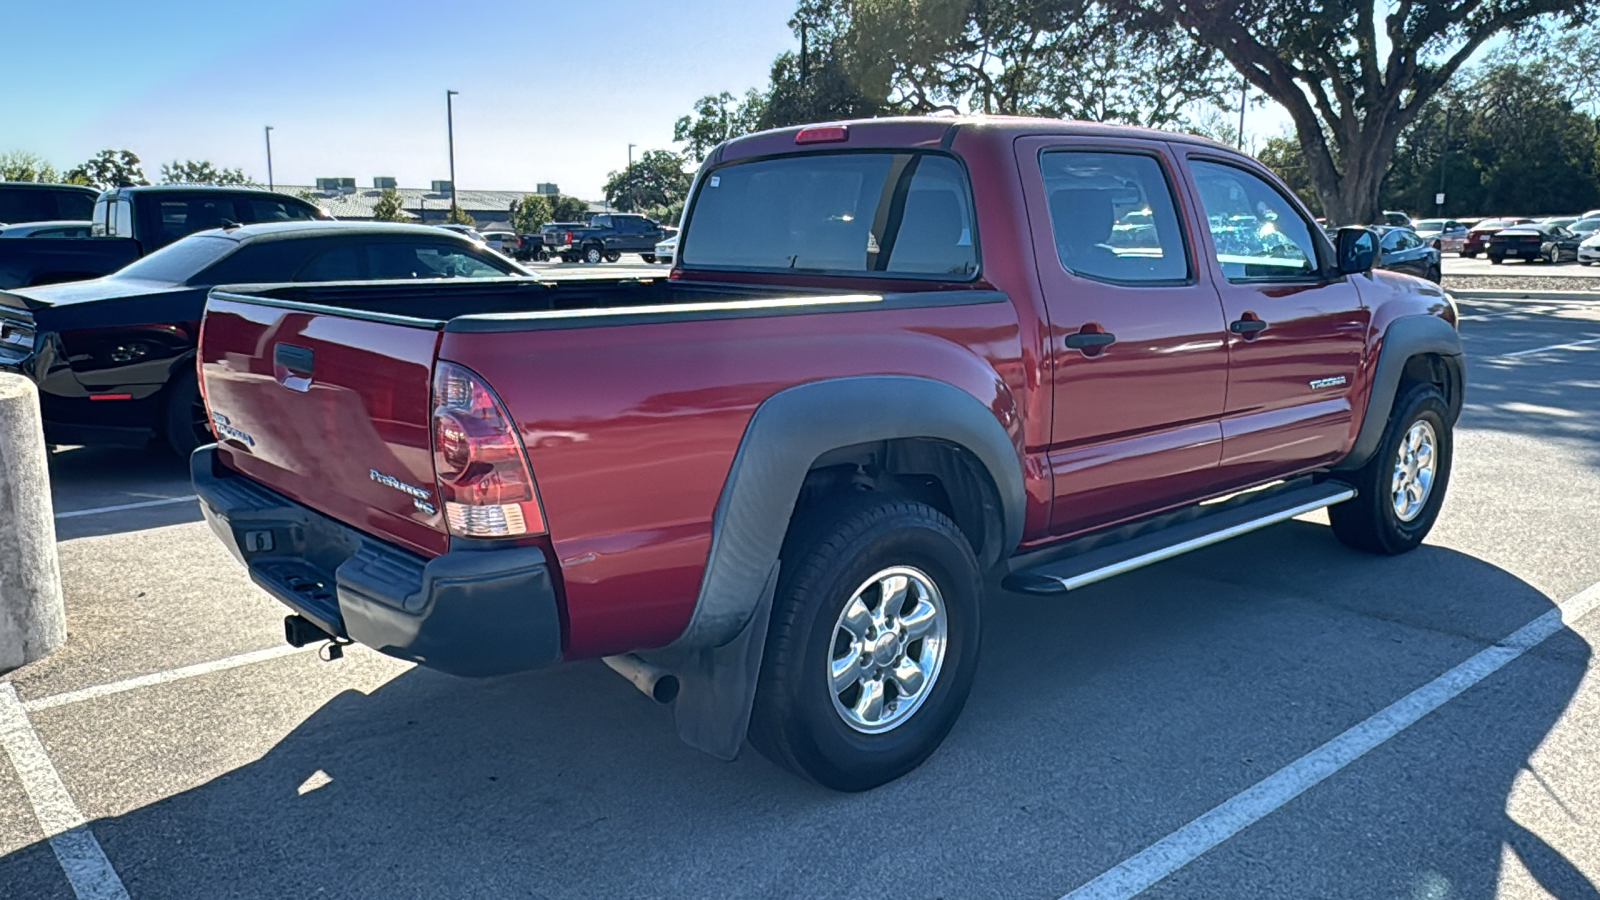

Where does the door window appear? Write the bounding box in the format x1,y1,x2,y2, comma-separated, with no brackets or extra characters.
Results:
1040,150,1189,283
368,242,511,279
1190,160,1321,281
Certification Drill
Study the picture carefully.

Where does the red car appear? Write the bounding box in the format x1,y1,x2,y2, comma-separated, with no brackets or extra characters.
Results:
1460,217,1534,257
192,117,1463,790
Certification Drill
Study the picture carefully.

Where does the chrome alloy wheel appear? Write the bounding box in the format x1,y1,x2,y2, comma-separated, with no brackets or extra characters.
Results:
828,566,948,734
1391,420,1438,523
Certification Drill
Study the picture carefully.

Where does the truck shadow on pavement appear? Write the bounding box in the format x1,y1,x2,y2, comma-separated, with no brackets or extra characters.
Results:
45,445,202,540
6,524,1595,899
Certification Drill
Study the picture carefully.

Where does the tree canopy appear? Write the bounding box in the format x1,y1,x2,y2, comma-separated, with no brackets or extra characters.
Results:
371,188,410,222
444,205,477,227
603,150,692,213
65,149,147,189
546,194,591,222
0,151,60,183
509,194,553,233
160,160,254,186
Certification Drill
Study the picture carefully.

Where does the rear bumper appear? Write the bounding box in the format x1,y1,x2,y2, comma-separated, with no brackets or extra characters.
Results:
191,445,563,677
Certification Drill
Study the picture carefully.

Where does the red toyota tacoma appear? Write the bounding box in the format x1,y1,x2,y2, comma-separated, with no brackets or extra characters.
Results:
192,117,1463,790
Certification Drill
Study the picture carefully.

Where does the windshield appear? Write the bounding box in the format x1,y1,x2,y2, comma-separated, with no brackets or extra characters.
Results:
682,151,978,278
112,234,237,283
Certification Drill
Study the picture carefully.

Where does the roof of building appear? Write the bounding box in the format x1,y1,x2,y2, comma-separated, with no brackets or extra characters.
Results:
273,185,607,220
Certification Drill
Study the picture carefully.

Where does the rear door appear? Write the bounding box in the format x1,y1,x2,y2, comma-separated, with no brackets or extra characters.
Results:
1016,136,1231,536
199,295,448,557
1178,154,1368,486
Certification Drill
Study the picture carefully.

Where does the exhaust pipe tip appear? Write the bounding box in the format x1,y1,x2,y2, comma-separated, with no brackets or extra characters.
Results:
602,654,679,704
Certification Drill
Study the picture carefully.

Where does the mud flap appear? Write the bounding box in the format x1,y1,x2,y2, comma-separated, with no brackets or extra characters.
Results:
668,562,779,761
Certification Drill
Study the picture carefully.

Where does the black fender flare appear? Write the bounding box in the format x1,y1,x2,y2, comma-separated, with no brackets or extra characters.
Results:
1337,314,1464,472
658,375,1025,759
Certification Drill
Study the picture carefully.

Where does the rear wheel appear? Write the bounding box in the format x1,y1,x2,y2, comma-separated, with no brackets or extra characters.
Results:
1489,255,1503,265
583,245,603,264
1427,263,1442,283
1329,383,1452,555
641,254,656,264
163,367,210,458
750,496,981,791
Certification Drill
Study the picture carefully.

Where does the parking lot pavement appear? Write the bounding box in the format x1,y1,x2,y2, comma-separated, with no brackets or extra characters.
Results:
524,256,669,280
1445,255,1600,278
3,294,1599,898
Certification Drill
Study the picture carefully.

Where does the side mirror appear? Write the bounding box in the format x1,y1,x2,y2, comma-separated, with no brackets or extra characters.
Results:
1336,226,1379,275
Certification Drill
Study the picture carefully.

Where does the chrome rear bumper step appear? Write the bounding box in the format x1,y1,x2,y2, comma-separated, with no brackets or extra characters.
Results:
1003,482,1357,595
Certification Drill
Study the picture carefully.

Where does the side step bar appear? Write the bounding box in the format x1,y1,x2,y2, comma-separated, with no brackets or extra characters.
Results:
1004,482,1357,595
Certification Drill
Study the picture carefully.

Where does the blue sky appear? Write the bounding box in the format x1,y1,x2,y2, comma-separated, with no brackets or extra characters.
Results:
1,0,799,199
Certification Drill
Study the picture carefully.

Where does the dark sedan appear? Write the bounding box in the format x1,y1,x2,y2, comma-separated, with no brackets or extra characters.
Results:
1376,226,1441,282
1461,217,1534,258
1488,223,1582,264
3,221,530,455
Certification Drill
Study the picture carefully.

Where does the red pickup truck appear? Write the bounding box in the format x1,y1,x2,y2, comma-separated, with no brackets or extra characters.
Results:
192,117,1463,791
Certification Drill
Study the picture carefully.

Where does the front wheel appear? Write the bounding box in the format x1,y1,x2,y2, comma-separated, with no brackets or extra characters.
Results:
1329,383,1453,555
1489,255,1503,265
641,254,656,264
604,251,622,263
1428,263,1442,283
750,496,981,791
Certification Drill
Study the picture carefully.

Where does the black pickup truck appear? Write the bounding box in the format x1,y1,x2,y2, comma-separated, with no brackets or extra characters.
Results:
0,185,327,289
0,182,99,225
561,213,668,263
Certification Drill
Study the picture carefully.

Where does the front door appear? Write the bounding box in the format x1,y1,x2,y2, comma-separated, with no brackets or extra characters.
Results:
1016,137,1231,536
1179,155,1370,487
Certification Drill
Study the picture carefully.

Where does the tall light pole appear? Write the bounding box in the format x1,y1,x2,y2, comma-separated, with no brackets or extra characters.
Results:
264,126,275,191
446,89,459,216
1237,77,1247,150
627,143,636,212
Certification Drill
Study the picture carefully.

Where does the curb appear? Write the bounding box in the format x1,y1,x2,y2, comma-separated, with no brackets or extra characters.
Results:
1447,289,1600,301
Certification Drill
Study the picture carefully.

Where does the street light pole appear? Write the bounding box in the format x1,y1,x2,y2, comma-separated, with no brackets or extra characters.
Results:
446,90,459,216
264,126,274,192
1237,77,1247,150
627,143,636,212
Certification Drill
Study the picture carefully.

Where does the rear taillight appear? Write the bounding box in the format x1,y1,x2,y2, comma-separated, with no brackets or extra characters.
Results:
563,231,572,243
430,361,546,538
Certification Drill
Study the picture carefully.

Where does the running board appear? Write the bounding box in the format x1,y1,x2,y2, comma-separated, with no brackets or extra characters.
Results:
1003,482,1357,595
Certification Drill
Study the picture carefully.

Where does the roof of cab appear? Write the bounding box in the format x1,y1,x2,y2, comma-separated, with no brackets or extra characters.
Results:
202,220,482,244
718,115,1241,161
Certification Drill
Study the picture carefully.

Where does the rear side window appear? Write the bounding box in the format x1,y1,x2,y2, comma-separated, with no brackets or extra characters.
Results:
1041,150,1189,283
1190,160,1320,281
0,187,95,223
682,151,978,278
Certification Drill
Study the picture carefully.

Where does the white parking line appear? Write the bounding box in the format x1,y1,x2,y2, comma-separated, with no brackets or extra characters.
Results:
1060,579,1600,900
54,495,197,520
22,645,312,712
0,684,130,900
1500,335,1600,359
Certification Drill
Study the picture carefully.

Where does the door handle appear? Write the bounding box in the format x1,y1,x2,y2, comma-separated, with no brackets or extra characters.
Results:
1065,331,1117,350
1229,317,1268,335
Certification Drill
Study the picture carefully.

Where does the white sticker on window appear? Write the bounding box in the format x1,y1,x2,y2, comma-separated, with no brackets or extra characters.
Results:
709,176,720,188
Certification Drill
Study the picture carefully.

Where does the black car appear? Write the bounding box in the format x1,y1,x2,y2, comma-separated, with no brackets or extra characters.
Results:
1488,223,1581,264
562,213,668,264
0,182,99,225
1376,226,1441,282
3,221,530,455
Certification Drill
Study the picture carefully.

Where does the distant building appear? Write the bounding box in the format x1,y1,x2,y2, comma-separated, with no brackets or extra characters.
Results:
278,178,605,231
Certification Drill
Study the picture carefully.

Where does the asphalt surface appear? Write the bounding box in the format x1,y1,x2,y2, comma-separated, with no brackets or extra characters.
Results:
3,288,1599,899
1444,254,1600,280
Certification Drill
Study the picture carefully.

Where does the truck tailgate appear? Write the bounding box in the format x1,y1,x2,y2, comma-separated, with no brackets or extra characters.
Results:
199,293,449,558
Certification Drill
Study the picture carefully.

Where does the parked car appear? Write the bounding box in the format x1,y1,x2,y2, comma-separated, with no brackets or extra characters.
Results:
0,182,98,225
653,233,678,265
191,116,1461,791
1378,210,1412,227
3,221,529,455
0,220,92,239
1541,216,1579,229
0,292,32,373
1377,226,1441,281
1578,231,1600,265
480,230,520,256
561,213,667,263
1460,218,1533,258
1488,223,1581,264
536,221,587,261
1412,218,1467,253
0,185,328,289
437,223,485,243
1569,217,1600,241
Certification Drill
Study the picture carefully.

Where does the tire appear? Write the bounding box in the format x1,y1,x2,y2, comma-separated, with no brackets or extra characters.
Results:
536,250,551,262
583,245,603,264
1328,383,1452,555
163,366,210,458
1489,255,1502,265
604,252,622,263
749,495,981,791
641,254,656,264
1460,251,1475,259
1428,264,1441,284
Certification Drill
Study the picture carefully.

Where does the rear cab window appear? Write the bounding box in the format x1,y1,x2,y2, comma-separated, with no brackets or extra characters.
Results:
681,151,978,278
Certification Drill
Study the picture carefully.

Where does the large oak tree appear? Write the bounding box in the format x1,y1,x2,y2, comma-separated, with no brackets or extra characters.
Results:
1124,0,1595,223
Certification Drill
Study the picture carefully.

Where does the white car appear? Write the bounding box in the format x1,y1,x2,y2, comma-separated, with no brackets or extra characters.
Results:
653,234,677,265
1578,232,1600,265
0,219,93,238
479,230,519,255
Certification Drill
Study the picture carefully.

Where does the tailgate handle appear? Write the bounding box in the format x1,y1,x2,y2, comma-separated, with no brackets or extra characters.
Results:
273,343,314,392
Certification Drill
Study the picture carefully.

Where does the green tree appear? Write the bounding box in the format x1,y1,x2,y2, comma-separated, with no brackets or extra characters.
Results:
1256,135,1321,213
0,151,60,183
160,159,254,186
1118,0,1597,224
547,194,591,222
445,204,476,226
509,194,553,233
603,150,692,213
371,188,409,222
64,149,148,189
674,90,769,161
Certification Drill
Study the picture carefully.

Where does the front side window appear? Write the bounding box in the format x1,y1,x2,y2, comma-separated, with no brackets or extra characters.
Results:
1041,150,1190,283
682,151,978,278
1190,160,1320,281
